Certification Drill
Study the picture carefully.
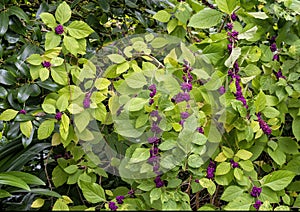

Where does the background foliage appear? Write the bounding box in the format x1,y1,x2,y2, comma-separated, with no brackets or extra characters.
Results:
1,0,300,211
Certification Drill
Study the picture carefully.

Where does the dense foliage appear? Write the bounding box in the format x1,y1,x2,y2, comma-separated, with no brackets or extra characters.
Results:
1,0,300,211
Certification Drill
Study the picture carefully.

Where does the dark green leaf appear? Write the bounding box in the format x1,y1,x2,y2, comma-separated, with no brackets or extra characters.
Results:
0,69,16,85
7,6,29,23
0,11,9,36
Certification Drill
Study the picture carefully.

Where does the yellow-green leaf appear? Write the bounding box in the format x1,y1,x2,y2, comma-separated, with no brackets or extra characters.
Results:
55,1,71,24
31,198,45,208
38,119,55,140
20,121,33,138
0,109,19,121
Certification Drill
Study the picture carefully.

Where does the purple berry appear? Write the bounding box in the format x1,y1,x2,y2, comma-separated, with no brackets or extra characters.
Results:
197,127,204,134
42,61,51,68
231,13,237,21
270,43,277,52
257,114,272,135
230,159,239,168
55,112,62,120
148,84,156,91
253,200,262,210
226,23,233,30
127,189,135,198
19,109,26,114
250,186,262,197
180,112,189,119
227,43,233,53
181,82,192,91
219,86,226,95
108,201,118,211
55,24,64,35
195,179,199,183
154,176,164,188
149,98,154,105
83,93,91,108
116,196,125,204
151,124,162,134
273,54,279,61
148,136,159,144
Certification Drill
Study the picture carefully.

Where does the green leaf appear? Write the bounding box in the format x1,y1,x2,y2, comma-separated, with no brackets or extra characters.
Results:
222,146,235,158
63,36,79,56
267,148,286,166
223,193,253,210
0,190,11,198
60,113,70,141
225,47,241,68
64,165,78,174
116,62,130,74
188,154,204,168
37,119,55,140
53,199,69,210
52,166,68,187
74,110,90,133
220,185,245,201
235,149,253,160
150,37,169,49
51,66,68,85
135,113,148,128
31,198,45,208
94,78,111,90
125,72,147,89
262,170,295,191
149,188,162,205
238,160,254,172
7,6,29,23
277,137,299,155
39,68,50,81
259,187,279,203
0,173,30,190
292,116,300,141
199,178,216,195
20,121,33,138
0,12,9,36
153,10,171,23
0,69,16,85
255,90,266,113
79,181,106,203
188,8,223,29
55,1,71,24
107,54,126,64
0,109,19,121
247,12,269,19
129,148,150,164
215,162,231,175
26,54,42,65
67,21,94,39
39,12,57,28
262,107,280,118
128,98,148,111
6,171,45,186
45,31,61,50
238,26,258,41
215,0,237,14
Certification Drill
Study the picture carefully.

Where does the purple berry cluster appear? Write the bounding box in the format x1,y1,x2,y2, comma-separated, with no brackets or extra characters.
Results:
55,111,62,120
201,0,215,9
253,200,262,210
228,62,248,109
275,70,286,80
42,61,51,68
231,13,238,21
230,159,239,168
83,93,91,108
55,24,64,35
250,186,263,210
257,113,272,135
148,84,157,105
206,160,216,179
270,35,279,61
250,186,262,197
108,195,125,211
148,110,164,188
